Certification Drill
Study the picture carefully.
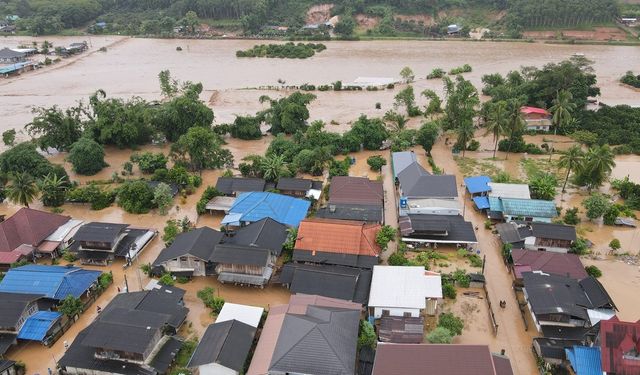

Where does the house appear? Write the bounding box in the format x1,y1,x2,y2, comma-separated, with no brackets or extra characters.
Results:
399,214,478,247
211,244,275,287
315,203,384,223
565,346,602,375
521,106,552,131
279,263,372,304
489,197,557,222
465,175,492,197
188,319,257,375
372,343,514,375
0,208,76,267
222,192,310,227
368,266,442,318
391,151,418,180
59,285,188,375
204,196,236,214
247,294,361,375
215,303,263,328
328,176,384,207
276,177,322,199
215,177,266,196
71,222,156,266
488,182,531,199
0,265,101,302
0,360,16,375
0,292,55,356
378,316,424,344
511,249,587,284
599,316,640,375
0,48,25,63
522,272,617,333
293,218,381,268
497,222,577,253
152,227,223,277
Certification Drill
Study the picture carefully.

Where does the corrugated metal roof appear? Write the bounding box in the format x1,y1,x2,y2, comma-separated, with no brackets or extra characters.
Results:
489,197,557,218
227,192,310,227
464,176,492,194
487,183,531,199
473,196,490,210
368,266,442,309
17,311,62,341
565,346,602,375
295,218,381,257
0,265,101,300
391,152,418,178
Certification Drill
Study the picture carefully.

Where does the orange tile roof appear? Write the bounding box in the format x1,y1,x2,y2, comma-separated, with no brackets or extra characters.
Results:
294,218,381,257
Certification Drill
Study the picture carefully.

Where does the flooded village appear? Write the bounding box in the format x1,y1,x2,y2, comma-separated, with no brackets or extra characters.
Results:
0,35,639,375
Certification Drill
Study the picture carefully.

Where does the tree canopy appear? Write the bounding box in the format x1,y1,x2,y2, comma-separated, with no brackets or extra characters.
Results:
68,137,108,175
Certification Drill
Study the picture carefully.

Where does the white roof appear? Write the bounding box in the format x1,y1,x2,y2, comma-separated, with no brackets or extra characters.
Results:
352,77,398,87
488,182,531,199
216,302,264,328
45,219,83,242
588,308,616,326
10,48,37,53
306,189,321,200
407,198,460,210
368,266,442,309
205,196,236,211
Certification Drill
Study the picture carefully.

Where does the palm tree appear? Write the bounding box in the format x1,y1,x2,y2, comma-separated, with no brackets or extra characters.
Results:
582,144,616,190
504,99,525,160
550,90,576,135
456,121,475,157
6,172,39,208
382,110,408,132
38,173,68,207
484,101,509,159
261,154,287,182
558,145,585,192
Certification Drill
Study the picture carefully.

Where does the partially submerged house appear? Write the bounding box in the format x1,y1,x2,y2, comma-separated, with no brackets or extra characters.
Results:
521,106,552,132
0,265,101,302
276,177,322,199
222,192,310,227
59,285,188,375
488,197,557,222
152,227,224,277
215,177,266,197
599,316,640,375
372,343,514,375
70,222,156,266
0,48,25,63
565,346,602,375
497,222,577,253
368,266,442,318
511,249,588,284
0,292,58,356
247,294,361,375
399,214,478,247
328,176,384,207
315,203,383,223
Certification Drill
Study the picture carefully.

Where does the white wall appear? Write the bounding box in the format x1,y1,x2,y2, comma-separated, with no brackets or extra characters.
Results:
198,363,238,375
372,306,421,319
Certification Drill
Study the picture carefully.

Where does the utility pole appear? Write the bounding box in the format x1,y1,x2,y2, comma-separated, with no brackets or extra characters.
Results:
124,274,129,293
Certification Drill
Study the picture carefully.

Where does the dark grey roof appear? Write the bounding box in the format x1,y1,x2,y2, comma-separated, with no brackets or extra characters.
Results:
279,263,372,304
103,286,188,329
533,337,582,361
81,320,162,354
153,227,224,265
496,222,532,244
402,215,477,243
579,277,617,310
541,326,592,341
99,307,170,329
397,162,457,198
316,204,383,223
210,244,270,266
531,223,577,241
522,272,592,321
216,177,265,195
223,218,288,255
188,320,256,370
149,336,183,374
0,48,24,59
0,333,16,356
293,249,378,269
276,178,314,191
0,360,15,373
73,222,129,244
0,292,43,328
269,305,360,375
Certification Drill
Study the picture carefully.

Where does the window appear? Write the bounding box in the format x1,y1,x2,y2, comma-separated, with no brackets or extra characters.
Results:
382,309,390,317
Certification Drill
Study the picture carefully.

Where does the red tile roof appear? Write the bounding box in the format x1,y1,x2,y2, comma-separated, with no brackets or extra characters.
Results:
600,316,640,375
511,249,588,280
0,208,70,253
295,218,381,257
520,106,549,116
0,250,26,265
328,176,383,206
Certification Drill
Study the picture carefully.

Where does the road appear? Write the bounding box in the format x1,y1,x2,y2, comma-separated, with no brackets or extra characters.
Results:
381,152,398,261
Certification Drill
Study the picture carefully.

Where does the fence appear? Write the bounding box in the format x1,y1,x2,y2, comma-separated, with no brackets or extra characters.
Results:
483,283,499,336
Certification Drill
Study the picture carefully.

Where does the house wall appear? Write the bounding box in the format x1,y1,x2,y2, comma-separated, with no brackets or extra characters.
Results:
372,306,421,319
197,363,238,375
0,364,16,375
164,255,206,276
15,301,39,332
215,263,265,276
65,367,130,375
400,205,460,216
504,215,552,223
279,189,306,197
425,299,438,316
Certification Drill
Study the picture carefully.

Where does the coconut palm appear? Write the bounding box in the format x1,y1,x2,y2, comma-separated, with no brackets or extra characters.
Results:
485,101,509,158
504,99,526,160
382,110,408,132
558,145,585,192
581,144,616,190
456,121,475,157
260,154,287,182
550,90,576,135
6,172,39,208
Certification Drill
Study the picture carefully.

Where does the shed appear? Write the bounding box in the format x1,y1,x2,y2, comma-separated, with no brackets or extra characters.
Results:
565,346,602,375
464,176,492,195
0,265,101,300
222,192,310,227
205,196,235,213
215,303,263,328
16,311,62,341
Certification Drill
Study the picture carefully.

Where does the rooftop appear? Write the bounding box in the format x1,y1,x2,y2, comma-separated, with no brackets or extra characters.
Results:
511,249,587,280
17,311,62,341
489,197,557,218
599,316,640,375
215,303,264,328
328,176,384,206
153,227,223,265
223,217,288,255
188,319,256,371
400,214,477,244
0,292,43,328
487,182,531,199
368,266,442,309
565,346,602,375
391,151,418,179
0,265,101,300
315,203,383,223
72,222,129,244
464,175,492,194
531,222,577,241
276,177,317,191
0,208,70,252
215,177,266,195
397,162,458,199
295,218,381,257
224,192,311,227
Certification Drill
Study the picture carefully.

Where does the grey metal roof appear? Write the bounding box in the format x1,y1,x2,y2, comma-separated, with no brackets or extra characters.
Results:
210,244,270,266
72,222,128,244
293,249,378,268
153,227,224,265
148,336,183,374
0,48,24,59
530,223,577,241
81,320,162,354
397,162,457,198
188,320,256,370
391,151,418,178
315,204,383,223
279,263,372,304
103,286,188,329
522,272,592,321
0,333,16,356
276,178,314,191
496,222,532,244
269,305,360,375
403,215,477,243
216,177,266,195
579,277,617,310
0,292,43,328
223,218,288,255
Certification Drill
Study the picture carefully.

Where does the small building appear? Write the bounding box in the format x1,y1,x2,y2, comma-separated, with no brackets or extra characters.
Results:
391,151,418,180
152,227,223,277
368,266,442,318
378,316,424,344
215,303,263,328
464,175,492,197
521,106,552,132
599,316,640,375
211,244,275,287
328,176,384,207
215,177,266,197
204,196,236,214
247,294,361,375
293,218,381,269
565,346,602,375
511,249,587,284
0,265,101,302
188,319,257,375
497,222,576,252
399,214,477,247
372,343,514,375
279,263,372,304
315,203,384,224
71,222,156,266
0,292,55,356
488,182,531,199
222,192,311,227
0,48,25,63
488,197,557,223
276,177,322,199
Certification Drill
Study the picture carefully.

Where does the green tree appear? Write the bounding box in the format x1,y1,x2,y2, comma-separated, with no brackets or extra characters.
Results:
2,129,16,147
558,145,585,192
367,155,387,172
171,127,233,172
117,180,155,214
427,327,453,344
159,272,175,286
529,174,557,200
394,86,419,116
400,66,415,83
576,145,616,190
259,92,316,135
582,193,610,221
503,99,526,159
550,91,577,135
416,121,439,155
261,154,288,182
375,225,396,250
181,10,199,34
25,105,83,151
153,182,173,215
609,238,621,252
334,16,355,36
58,295,83,318
163,220,181,246
158,70,179,98
438,313,464,336
6,172,39,207
383,110,408,132
485,101,509,158
564,207,580,225
153,83,214,142
357,320,377,349
39,173,67,207
229,115,262,140
0,142,68,180
68,138,108,175
346,115,389,151
131,152,167,174
196,186,222,215
421,89,442,117
585,265,602,278
455,121,475,157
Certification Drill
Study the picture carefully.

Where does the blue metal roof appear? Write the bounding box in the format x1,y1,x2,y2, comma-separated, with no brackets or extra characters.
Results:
464,176,492,194
226,192,310,227
473,196,490,210
0,265,101,300
488,197,557,218
565,346,602,375
17,311,62,341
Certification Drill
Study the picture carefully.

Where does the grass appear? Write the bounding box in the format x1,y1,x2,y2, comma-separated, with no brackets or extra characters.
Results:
454,156,503,177
520,158,563,182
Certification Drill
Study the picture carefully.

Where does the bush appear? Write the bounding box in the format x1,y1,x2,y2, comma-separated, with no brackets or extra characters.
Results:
62,250,77,262
564,207,580,225
438,313,464,336
159,272,175,286
609,238,621,251
357,320,377,349
58,295,83,317
427,68,445,79
452,269,470,287
117,180,155,214
67,184,115,210
196,186,222,215
375,225,396,250
197,287,225,314
570,238,589,255
388,251,409,266
328,158,350,177
68,138,108,175
140,263,152,275
442,282,456,299
585,265,602,278
131,152,167,174
427,327,453,343
98,272,113,289
367,155,387,172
